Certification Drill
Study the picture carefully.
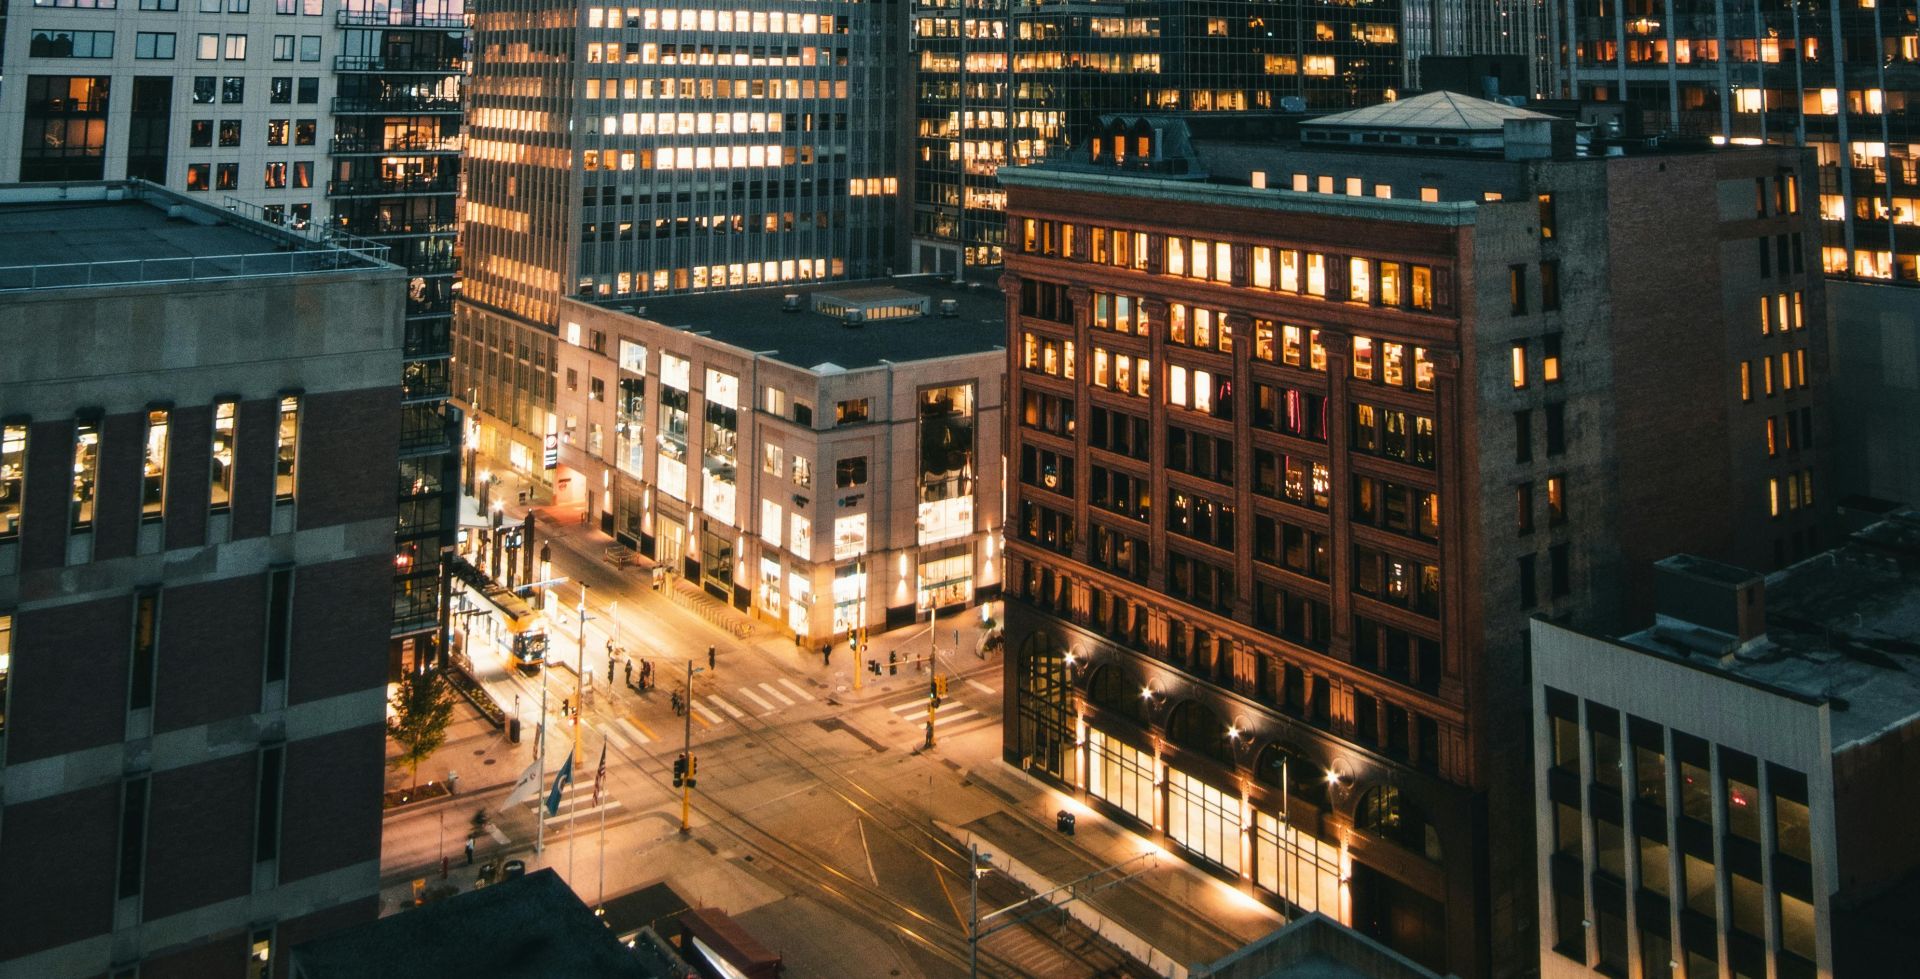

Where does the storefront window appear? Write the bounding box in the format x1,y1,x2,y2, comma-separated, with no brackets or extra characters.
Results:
831,562,865,635
757,556,781,614
702,369,739,525
1254,810,1342,915
917,542,972,611
833,513,868,560
786,571,811,637
656,381,689,501
1167,769,1240,872
1088,729,1154,825
1018,633,1072,781
616,377,645,478
698,524,733,595
917,383,976,546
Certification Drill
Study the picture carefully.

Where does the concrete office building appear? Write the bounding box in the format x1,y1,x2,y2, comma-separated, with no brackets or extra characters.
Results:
456,0,901,505
0,182,403,977
523,277,1005,641
997,92,1829,975
1547,0,1920,286
1530,522,1920,978
0,0,473,669
909,0,1406,271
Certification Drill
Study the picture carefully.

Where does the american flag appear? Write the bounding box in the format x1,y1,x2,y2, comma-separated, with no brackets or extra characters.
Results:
592,743,608,806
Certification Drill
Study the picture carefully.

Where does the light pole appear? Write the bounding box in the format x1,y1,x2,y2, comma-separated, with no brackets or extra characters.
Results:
680,659,704,834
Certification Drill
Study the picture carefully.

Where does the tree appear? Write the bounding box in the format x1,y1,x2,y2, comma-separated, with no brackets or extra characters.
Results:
388,668,455,796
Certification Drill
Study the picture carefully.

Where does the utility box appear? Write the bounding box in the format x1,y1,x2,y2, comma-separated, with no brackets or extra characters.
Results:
1056,810,1076,835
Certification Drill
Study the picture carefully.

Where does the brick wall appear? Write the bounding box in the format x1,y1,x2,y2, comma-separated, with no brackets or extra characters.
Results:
18,417,72,572
138,929,247,979
143,753,256,921
230,398,279,541
277,723,384,885
0,782,119,960
295,386,400,531
165,404,213,550
6,592,132,765
287,554,393,707
154,574,267,735
94,411,144,561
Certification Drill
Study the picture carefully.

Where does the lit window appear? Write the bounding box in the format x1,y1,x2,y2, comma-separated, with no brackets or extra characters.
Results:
1511,342,1528,389
1538,193,1555,239
1349,257,1372,303
1420,187,1439,203
72,419,101,530
1543,335,1562,383
275,396,299,501
1413,348,1435,391
1740,362,1752,402
0,424,24,538
1353,337,1375,381
1766,417,1778,457
143,409,169,520
1769,478,1781,517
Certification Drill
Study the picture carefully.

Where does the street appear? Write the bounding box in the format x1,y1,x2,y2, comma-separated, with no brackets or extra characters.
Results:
382,504,1156,978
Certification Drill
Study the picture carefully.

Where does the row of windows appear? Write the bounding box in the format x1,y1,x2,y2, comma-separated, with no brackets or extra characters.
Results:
1767,470,1816,518
188,117,317,147
37,0,329,11
185,161,313,192
1738,349,1810,400
0,398,295,541
1763,408,1815,458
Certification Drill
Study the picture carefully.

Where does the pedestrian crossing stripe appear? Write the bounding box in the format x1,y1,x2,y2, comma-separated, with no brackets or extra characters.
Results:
692,701,722,725
758,682,795,707
617,717,651,744
600,725,631,752
888,698,945,714
776,678,815,702
736,686,775,713
708,694,745,719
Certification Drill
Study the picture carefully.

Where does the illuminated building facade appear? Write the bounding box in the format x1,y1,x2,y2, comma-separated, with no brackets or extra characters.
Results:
997,94,1830,976
327,0,468,659
457,0,901,506
908,0,1406,271
1548,0,1920,285
537,278,1005,640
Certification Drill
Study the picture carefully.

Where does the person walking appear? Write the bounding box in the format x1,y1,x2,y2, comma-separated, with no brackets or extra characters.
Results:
561,697,570,718
607,657,615,686
821,643,831,667
464,837,475,866
708,645,716,671
624,659,634,690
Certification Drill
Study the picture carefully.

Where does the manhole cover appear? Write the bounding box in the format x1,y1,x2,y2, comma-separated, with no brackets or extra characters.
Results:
473,749,486,755
483,759,496,766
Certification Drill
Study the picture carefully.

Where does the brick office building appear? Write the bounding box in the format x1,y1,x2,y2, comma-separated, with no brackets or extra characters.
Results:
997,92,1830,976
0,182,403,978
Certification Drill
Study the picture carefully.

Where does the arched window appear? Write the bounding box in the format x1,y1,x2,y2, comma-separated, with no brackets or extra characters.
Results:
1167,700,1232,765
1354,785,1442,862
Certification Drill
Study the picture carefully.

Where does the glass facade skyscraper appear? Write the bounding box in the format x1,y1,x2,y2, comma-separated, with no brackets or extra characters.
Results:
455,0,900,501
1551,0,1920,284
909,0,1406,269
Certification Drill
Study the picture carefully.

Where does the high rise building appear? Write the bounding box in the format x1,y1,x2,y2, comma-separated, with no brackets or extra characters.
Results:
326,0,468,663
0,0,472,666
0,181,403,978
1530,532,1920,979
456,0,900,507
1402,0,1550,93
1547,0,1920,285
996,92,1829,975
908,0,1406,271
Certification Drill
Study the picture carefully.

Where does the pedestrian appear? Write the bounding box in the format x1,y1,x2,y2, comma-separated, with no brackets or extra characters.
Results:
671,691,682,715
624,660,633,689
822,643,831,667
464,837,475,866
708,645,716,671
561,697,570,718
607,658,615,686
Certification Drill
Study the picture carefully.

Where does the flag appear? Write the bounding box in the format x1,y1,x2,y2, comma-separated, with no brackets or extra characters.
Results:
592,743,608,806
500,758,541,811
544,751,574,817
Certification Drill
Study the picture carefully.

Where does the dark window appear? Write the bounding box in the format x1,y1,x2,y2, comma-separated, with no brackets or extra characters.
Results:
834,456,868,488
190,119,213,147
1509,264,1527,314
1550,544,1570,598
193,75,216,103
1515,410,1533,463
1541,259,1560,311
255,745,284,861
124,77,173,183
130,590,160,711
222,76,245,103
1516,482,1534,535
270,76,293,103
296,77,318,103
117,777,150,899
1545,403,1565,456
1519,553,1538,609
218,118,241,146
265,567,292,683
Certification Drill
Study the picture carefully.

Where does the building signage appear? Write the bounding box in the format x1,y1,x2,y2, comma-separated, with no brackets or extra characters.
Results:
543,433,558,470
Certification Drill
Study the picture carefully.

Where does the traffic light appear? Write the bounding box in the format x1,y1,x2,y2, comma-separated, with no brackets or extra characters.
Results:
672,754,687,787
935,674,949,698
868,659,880,676
688,753,698,777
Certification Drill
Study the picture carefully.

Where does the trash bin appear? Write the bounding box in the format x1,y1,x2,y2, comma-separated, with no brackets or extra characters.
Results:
1056,810,1076,835
509,717,522,744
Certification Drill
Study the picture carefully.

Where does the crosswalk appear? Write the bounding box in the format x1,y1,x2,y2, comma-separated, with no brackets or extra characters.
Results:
886,695,989,730
531,781,621,825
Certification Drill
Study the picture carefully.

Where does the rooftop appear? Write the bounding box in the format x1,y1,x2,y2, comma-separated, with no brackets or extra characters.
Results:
289,869,660,979
0,181,389,290
1303,90,1553,133
577,274,1006,373
1625,511,1920,749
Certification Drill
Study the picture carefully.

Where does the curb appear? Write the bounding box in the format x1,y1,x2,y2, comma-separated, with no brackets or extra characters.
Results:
382,777,518,817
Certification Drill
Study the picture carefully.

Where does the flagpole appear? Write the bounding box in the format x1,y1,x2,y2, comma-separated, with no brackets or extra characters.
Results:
536,606,548,855
598,766,608,909
570,583,589,887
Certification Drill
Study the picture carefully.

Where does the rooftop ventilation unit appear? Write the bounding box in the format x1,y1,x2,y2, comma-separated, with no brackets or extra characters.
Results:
782,293,802,312
938,298,959,318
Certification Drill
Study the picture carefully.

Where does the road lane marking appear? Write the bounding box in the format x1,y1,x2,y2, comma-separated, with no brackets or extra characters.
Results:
967,679,996,696
736,687,775,713
708,694,746,719
544,801,621,825
776,678,815,701
759,682,795,706
616,717,650,744
888,698,934,714
599,725,631,752
931,708,980,726
693,701,722,724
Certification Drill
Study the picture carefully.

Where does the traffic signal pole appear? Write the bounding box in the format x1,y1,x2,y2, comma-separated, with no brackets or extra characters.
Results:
680,658,696,834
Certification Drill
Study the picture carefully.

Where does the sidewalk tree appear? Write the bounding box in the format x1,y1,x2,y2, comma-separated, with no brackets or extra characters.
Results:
388,668,455,796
